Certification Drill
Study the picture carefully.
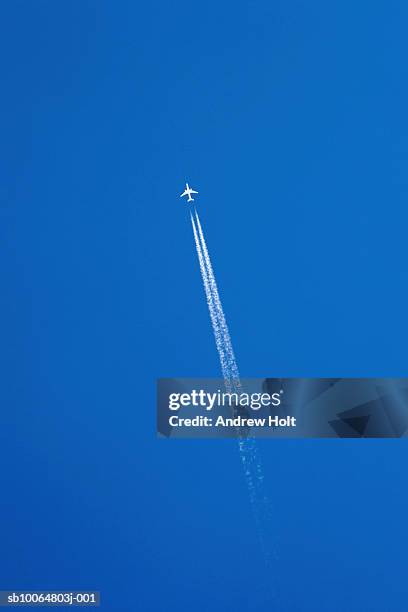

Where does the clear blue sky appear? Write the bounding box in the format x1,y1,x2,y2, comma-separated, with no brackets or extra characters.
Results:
2,1,408,610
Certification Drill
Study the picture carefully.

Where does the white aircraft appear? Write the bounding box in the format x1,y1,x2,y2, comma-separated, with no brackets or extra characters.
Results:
180,182,198,202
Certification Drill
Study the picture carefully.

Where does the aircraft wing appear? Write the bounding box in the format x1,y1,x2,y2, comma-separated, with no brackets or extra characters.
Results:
180,190,188,197
190,189,198,194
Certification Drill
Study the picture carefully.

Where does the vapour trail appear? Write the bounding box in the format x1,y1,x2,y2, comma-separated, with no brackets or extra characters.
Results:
194,211,240,385
190,213,229,379
190,208,276,568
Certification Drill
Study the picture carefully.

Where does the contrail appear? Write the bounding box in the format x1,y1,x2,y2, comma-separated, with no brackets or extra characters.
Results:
190,213,230,379
194,210,240,386
190,207,276,568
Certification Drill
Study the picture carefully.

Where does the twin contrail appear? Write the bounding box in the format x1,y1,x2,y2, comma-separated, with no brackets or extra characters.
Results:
190,208,275,566
190,213,230,380
193,212,240,385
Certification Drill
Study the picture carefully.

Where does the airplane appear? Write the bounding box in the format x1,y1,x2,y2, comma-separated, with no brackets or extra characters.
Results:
180,182,198,202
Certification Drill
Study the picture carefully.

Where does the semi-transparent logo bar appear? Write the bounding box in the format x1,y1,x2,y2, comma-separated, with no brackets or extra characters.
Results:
157,378,408,438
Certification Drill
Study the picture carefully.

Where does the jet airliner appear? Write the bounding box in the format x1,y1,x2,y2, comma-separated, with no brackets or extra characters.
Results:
180,183,198,202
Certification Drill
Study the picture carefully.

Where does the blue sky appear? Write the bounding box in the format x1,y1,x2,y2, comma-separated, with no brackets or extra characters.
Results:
2,1,408,610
